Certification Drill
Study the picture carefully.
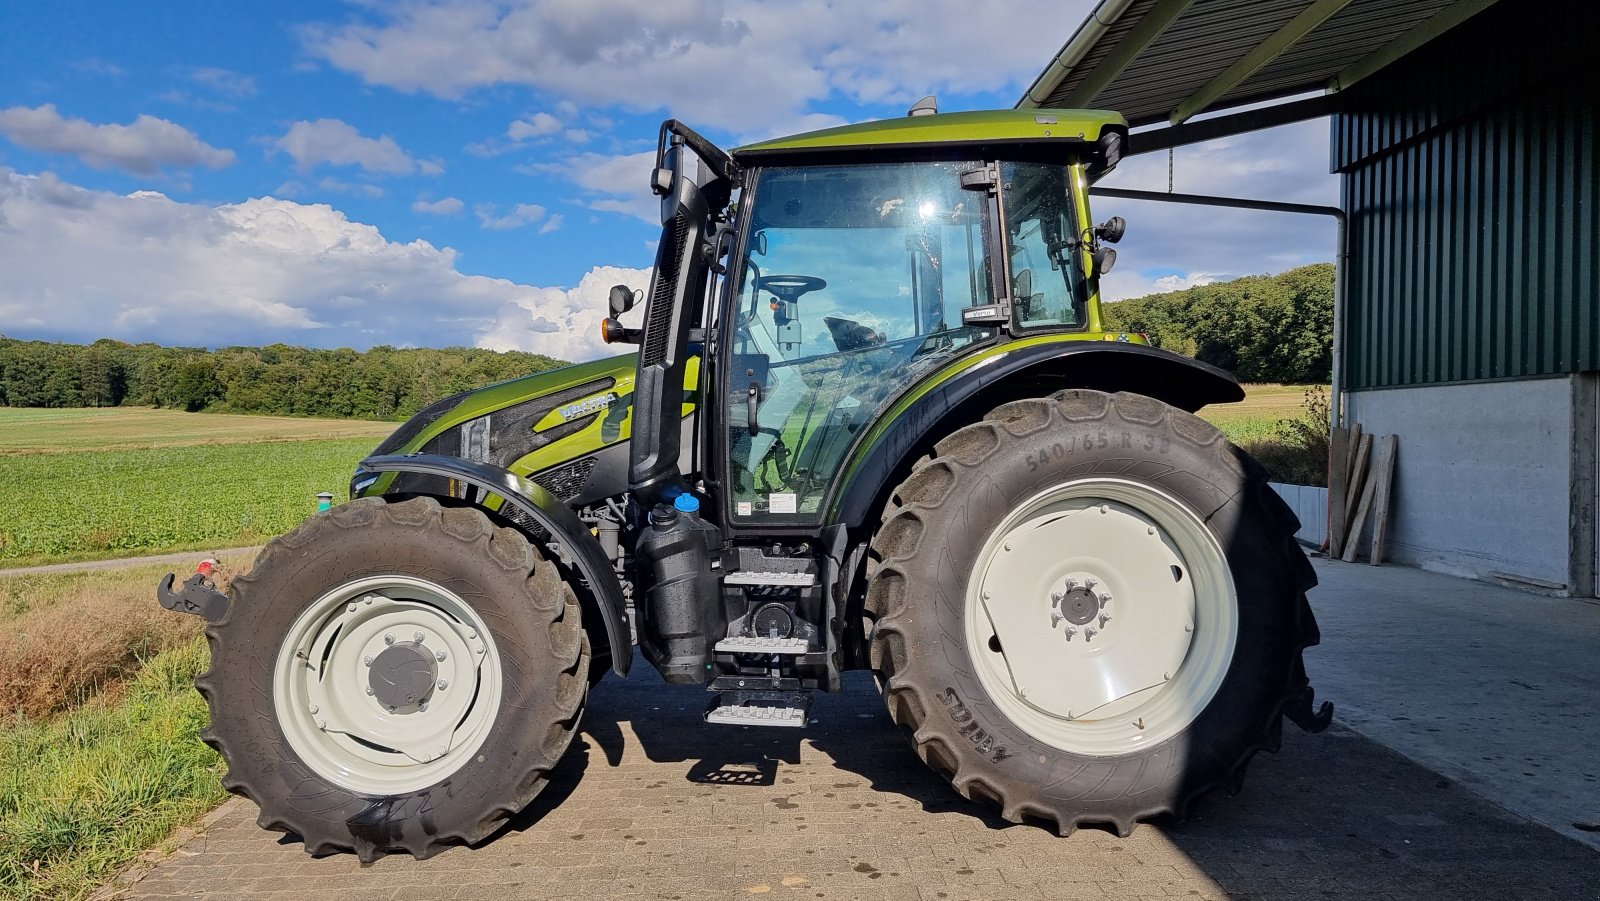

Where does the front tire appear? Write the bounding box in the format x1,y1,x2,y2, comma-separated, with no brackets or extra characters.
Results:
866,390,1320,835
197,496,588,860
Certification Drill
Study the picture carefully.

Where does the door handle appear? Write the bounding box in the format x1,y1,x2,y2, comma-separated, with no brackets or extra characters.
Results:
747,382,761,436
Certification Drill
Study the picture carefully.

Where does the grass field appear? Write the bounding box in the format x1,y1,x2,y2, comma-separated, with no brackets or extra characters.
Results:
1199,384,1323,444
0,406,392,455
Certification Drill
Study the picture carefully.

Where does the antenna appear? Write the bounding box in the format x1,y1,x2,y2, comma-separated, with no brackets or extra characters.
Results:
907,96,938,117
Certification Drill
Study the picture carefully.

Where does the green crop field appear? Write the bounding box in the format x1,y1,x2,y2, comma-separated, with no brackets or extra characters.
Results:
1200,384,1324,444
0,408,388,568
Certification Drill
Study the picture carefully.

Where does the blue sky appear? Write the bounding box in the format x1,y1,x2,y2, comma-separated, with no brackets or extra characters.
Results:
0,0,1335,361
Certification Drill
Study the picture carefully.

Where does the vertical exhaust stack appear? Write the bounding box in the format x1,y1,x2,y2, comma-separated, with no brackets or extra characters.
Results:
628,138,712,505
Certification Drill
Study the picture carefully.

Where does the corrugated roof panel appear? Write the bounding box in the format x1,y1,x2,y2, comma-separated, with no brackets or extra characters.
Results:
1224,0,1456,105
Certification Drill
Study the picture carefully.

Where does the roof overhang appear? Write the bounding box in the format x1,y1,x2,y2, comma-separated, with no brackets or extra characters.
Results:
1019,0,1501,150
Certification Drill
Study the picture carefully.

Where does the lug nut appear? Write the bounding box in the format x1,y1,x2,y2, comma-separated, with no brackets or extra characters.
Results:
316,719,327,731
309,704,319,714
1063,626,1077,641
468,631,477,640
384,633,395,645
363,655,374,666
1098,593,1112,606
347,604,357,613
1051,589,1064,602
436,678,449,690
1084,627,1097,641
365,686,374,695
1003,542,1012,552
413,631,425,643
476,646,485,655
419,702,429,712
1051,612,1063,627
1064,578,1078,590
364,597,374,605
435,649,447,661
1099,614,1111,627
1084,578,1097,590
1184,623,1194,632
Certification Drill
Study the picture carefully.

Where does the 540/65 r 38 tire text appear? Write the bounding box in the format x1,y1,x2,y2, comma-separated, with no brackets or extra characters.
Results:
196,496,588,861
867,389,1324,835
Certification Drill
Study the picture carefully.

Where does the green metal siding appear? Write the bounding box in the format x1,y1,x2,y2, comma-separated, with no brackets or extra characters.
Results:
1334,1,1599,390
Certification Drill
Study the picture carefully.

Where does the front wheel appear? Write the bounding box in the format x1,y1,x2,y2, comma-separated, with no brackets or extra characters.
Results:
867,390,1321,835
197,496,588,860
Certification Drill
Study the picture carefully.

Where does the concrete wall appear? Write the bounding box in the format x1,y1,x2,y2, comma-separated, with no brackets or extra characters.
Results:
1270,483,1327,548
1342,377,1575,586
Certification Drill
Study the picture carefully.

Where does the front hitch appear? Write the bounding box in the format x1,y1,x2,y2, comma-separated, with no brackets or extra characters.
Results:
157,569,230,622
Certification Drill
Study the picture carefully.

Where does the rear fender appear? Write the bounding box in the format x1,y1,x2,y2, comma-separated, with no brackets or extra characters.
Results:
835,342,1242,527
353,454,631,676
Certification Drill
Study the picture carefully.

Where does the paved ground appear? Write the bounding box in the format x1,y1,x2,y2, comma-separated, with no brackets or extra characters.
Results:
110,555,1600,901
0,546,260,577
1306,558,1600,849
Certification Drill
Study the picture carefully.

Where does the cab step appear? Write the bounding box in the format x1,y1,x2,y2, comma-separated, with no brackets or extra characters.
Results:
714,636,810,654
723,570,816,587
704,689,812,728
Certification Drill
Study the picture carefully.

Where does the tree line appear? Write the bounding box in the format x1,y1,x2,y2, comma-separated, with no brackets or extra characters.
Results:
0,338,566,420
1103,262,1333,384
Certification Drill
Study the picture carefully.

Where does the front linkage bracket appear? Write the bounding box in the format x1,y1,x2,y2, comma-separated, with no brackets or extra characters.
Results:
157,572,230,622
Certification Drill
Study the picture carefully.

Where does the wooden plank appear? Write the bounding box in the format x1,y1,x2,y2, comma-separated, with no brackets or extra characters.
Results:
1342,433,1373,549
1328,426,1352,556
1345,422,1364,488
1368,435,1399,565
1342,446,1380,563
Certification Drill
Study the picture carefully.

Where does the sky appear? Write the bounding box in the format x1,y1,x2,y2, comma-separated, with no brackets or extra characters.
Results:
0,0,1337,362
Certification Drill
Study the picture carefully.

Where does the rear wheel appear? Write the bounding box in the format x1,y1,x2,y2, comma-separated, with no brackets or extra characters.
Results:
867,390,1320,834
198,496,588,860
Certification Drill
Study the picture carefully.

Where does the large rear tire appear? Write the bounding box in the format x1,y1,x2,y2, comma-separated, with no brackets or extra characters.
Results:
197,496,588,860
866,390,1321,835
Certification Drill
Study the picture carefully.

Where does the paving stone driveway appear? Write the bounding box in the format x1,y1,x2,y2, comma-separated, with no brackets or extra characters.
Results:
111,657,1600,901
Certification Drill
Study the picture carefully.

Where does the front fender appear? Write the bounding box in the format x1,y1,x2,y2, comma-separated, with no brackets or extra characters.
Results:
353,454,630,676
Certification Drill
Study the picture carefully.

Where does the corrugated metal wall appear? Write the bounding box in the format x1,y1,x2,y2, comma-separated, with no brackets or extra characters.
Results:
1333,2,1599,390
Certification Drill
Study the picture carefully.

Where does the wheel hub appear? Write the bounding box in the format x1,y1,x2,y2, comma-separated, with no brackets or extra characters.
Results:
368,642,438,712
1055,584,1102,627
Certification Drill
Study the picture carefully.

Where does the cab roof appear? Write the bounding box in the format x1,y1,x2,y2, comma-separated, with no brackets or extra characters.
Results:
733,109,1127,163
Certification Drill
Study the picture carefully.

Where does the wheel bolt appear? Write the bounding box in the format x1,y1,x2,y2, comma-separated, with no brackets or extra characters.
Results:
364,597,374,605
468,631,477,640
436,678,449,690
1098,593,1111,606
1063,626,1077,641
347,604,357,613
309,704,319,714
1184,623,1194,632
413,631,425,643
1003,542,1012,552
1064,578,1078,590
384,633,395,645
419,702,428,712
1051,612,1063,627
435,649,447,661
1084,578,1097,590
316,719,327,730
1085,627,1098,641
476,646,485,655
1099,614,1111,627
363,655,374,666
1099,505,1108,514
365,686,374,695
1051,590,1064,602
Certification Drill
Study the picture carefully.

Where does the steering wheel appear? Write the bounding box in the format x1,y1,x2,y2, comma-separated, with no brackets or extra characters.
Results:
756,274,827,302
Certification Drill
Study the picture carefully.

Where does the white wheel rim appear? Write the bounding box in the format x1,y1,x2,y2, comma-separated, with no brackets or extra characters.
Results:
272,575,502,795
964,477,1237,757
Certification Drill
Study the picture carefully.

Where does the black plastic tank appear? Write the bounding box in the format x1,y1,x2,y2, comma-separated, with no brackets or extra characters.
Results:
633,493,722,684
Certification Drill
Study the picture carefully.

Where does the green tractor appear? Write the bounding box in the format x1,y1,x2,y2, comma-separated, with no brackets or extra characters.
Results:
160,107,1330,860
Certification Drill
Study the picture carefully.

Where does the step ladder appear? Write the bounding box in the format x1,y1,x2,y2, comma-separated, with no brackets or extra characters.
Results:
704,688,813,727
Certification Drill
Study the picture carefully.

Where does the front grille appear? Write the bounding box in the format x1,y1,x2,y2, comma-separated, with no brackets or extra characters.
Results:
529,457,597,503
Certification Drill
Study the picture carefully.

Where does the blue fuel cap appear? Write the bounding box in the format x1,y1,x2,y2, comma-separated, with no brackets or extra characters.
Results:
673,493,700,513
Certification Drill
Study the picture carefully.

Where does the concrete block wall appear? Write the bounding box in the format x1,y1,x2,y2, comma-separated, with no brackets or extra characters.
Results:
1342,376,1577,587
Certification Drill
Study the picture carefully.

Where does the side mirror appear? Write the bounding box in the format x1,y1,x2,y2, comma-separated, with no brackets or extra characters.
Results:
1091,247,1117,278
1094,216,1126,244
608,284,638,318
752,230,767,256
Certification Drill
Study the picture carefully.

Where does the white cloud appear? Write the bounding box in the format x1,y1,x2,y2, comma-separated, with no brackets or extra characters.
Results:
475,201,548,230
301,0,1089,132
0,104,235,175
0,167,632,359
507,112,562,141
413,196,465,215
273,118,438,176
478,264,649,358
190,67,257,98
539,212,564,234
526,150,656,222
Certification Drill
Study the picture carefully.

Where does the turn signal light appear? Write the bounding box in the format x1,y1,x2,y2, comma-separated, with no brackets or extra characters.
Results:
601,318,640,344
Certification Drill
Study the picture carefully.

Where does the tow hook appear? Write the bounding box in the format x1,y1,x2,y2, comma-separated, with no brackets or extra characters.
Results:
157,560,230,622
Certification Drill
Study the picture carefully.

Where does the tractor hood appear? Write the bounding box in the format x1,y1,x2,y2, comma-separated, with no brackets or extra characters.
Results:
364,353,701,507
